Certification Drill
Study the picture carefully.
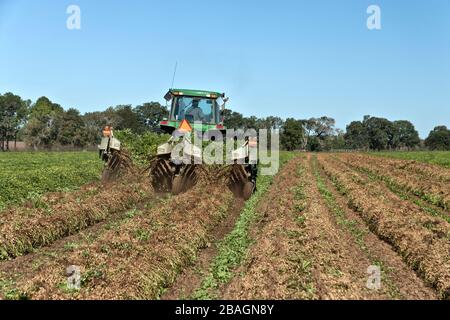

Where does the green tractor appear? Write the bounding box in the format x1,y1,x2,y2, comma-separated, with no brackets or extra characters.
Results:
99,89,257,200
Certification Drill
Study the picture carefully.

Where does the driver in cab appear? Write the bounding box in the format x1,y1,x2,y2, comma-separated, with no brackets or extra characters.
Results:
185,99,205,122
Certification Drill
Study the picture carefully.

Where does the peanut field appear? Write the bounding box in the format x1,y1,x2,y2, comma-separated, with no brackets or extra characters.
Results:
0,151,448,300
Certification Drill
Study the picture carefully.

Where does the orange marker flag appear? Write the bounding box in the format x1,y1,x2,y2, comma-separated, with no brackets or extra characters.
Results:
179,119,192,132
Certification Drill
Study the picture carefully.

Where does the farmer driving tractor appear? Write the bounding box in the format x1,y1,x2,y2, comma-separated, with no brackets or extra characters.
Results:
185,99,205,122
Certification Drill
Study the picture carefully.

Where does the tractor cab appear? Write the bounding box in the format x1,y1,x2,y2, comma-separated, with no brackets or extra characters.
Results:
159,89,227,134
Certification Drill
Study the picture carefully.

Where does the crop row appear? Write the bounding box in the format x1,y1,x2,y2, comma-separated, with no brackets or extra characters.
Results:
335,153,450,211
0,180,234,300
318,155,450,298
370,151,450,169
0,179,154,260
194,153,304,299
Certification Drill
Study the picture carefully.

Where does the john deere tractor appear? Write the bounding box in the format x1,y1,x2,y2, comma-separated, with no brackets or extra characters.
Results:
99,89,257,200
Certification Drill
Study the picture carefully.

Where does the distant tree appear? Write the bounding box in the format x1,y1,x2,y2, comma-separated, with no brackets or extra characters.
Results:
243,116,259,130
363,116,396,150
24,118,52,150
299,119,313,149
56,108,86,147
253,116,284,148
114,105,141,133
7,90,442,154
344,121,370,150
135,102,168,132
425,126,450,150
0,92,30,151
223,109,245,129
301,116,336,151
24,96,63,149
263,116,284,130
324,129,346,150
344,116,421,151
29,96,63,118
392,120,420,149
281,118,305,151
311,116,336,138
98,107,122,128
307,136,321,151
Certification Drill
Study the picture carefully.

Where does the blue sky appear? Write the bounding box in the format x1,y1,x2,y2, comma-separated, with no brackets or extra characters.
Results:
1,0,449,137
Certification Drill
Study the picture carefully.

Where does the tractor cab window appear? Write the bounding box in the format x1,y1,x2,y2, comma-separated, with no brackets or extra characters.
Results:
172,96,217,123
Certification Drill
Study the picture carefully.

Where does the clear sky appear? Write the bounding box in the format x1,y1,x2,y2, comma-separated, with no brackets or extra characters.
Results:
1,0,449,137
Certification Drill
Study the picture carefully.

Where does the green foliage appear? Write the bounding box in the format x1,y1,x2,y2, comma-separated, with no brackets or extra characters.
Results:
425,126,450,151
223,109,284,132
0,278,30,300
135,102,169,131
114,105,141,133
24,96,64,149
281,118,305,151
114,129,170,165
345,121,369,150
55,108,86,147
393,120,421,149
0,92,30,151
222,109,245,129
345,116,421,151
0,152,102,210
89,102,168,136
306,136,321,152
281,116,337,151
365,116,396,150
322,130,346,151
3,92,169,150
351,162,450,220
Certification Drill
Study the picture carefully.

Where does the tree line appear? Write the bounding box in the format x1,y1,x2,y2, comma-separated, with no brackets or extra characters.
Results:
1,92,449,151
223,111,449,151
0,92,168,150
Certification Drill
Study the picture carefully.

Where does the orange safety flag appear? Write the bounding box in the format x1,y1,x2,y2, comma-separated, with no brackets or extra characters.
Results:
178,119,192,132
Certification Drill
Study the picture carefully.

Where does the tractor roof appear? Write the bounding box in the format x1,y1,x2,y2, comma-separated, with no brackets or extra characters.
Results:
167,88,223,99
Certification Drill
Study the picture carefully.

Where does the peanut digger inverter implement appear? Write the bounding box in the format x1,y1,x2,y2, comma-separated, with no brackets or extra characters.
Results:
98,89,257,200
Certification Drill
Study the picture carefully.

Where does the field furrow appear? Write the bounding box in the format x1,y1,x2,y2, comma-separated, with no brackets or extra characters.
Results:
221,156,324,299
318,154,450,298
333,155,449,223
365,153,450,182
0,178,155,260
314,157,437,299
0,179,234,299
221,154,436,299
336,153,450,210
187,152,298,299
